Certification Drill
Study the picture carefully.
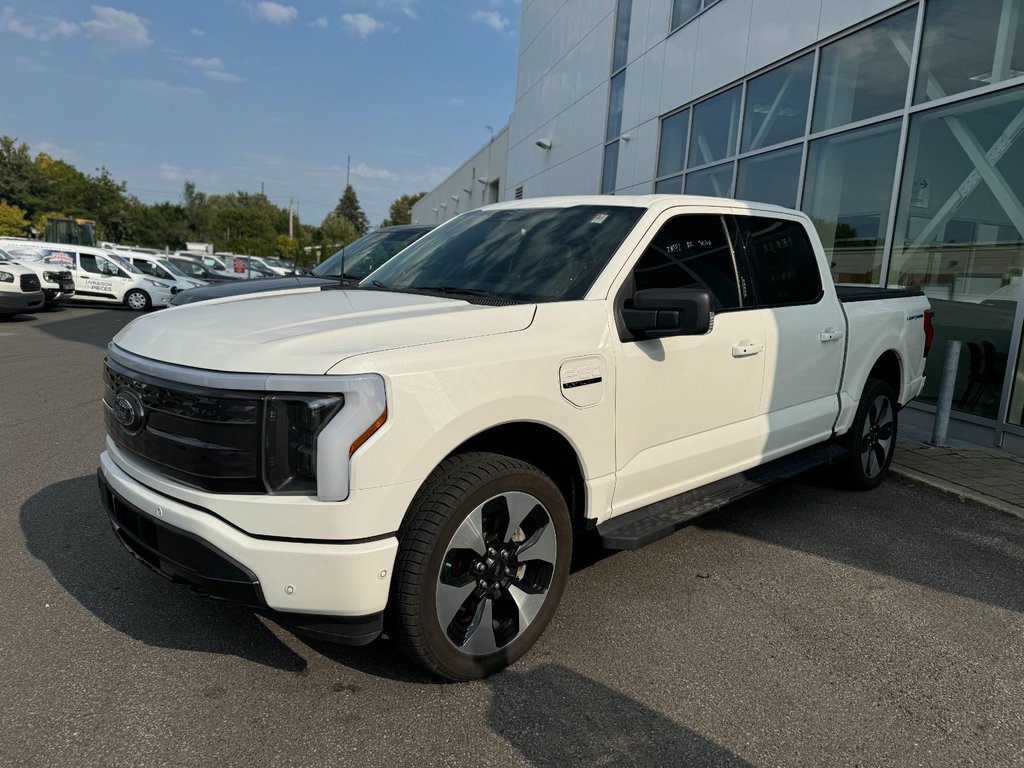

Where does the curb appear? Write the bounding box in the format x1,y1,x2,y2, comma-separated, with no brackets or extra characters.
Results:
890,465,1024,522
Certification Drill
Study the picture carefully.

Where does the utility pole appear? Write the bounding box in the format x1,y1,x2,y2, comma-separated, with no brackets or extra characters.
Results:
346,155,351,189
261,180,265,196
288,198,294,238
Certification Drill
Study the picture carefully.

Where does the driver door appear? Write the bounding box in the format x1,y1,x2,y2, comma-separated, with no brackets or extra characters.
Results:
75,253,120,302
612,211,770,515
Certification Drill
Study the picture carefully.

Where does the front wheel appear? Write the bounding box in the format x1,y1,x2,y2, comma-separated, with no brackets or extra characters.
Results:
837,379,898,490
124,289,151,311
388,452,571,681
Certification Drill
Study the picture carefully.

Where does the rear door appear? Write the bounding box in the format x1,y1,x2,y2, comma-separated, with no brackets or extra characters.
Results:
732,214,846,455
612,210,769,514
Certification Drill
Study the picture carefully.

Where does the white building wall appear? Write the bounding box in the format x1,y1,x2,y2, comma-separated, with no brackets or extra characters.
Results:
506,0,906,199
411,127,509,226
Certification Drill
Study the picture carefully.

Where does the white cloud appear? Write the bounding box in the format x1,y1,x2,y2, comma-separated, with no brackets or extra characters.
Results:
82,6,151,49
309,17,328,29
190,28,205,37
125,78,204,96
159,162,183,182
350,162,399,182
204,70,243,83
252,2,297,24
0,8,80,41
449,97,466,107
157,162,220,187
341,12,392,38
470,9,509,32
183,56,223,71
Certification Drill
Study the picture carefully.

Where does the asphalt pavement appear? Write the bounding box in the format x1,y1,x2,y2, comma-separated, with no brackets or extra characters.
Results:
1,305,1023,767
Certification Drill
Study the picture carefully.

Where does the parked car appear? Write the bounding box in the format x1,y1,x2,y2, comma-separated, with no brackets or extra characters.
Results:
0,243,75,307
169,224,433,306
97,196,932,680
167,255,243,284
124,252,207,292
0,239,176,311
0,249,44,317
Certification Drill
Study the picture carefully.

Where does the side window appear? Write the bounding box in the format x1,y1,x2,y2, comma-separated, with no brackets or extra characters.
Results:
79,254,102,274
737,216,822,307
632,214,744,310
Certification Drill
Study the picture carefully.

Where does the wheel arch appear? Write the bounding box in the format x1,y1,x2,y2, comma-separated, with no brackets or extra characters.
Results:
866,350,903,403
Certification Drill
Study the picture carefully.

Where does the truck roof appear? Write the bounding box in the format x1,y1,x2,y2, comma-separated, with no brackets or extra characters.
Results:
481,194,805,218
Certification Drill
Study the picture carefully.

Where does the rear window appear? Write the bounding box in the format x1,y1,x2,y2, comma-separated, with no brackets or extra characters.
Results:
737,217,822,307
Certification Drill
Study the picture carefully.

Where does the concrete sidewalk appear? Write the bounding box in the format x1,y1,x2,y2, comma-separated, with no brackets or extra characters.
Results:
892,432,1024,520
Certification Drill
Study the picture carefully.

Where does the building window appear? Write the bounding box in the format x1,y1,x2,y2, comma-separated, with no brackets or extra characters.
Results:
671,0,721,32
742,54,814,153
654,175,683,194
602,141,620,194
688,85,742,167
736,145,803,209
612,0,633,73
607,71,626,142
887,87,1024,419
657,108,690,178
812,7,917,132
685,162,734,197
915,0,1024,105
801,119,902,284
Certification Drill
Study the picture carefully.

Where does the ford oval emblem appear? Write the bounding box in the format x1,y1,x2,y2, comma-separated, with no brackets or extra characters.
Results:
113,389,146,434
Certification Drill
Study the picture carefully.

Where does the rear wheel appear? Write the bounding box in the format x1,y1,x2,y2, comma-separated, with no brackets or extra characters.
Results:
124,289,151,311
388,452,571,681
837,379,898,490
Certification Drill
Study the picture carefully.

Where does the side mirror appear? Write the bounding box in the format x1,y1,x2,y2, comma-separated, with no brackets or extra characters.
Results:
621,287,713,340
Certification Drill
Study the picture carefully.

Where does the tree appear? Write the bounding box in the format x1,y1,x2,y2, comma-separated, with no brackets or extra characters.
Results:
320,212,358,249
274,234,299,259
333,185,368,236
0,200,28,236
381,192,427,227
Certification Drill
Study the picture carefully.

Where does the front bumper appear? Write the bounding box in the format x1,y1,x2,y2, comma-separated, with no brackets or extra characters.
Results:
98,451,398,644
0,290,44,313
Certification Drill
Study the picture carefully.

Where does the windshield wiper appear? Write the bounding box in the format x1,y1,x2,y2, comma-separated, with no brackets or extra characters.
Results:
414,286,518,303
366,279,390,290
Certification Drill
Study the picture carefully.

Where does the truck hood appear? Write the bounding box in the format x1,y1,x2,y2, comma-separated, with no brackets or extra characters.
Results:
112,288,536,374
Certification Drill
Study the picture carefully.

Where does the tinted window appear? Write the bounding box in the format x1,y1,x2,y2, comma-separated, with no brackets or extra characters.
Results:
314,229,429,279
79,255,103,274
737,217,822,306
632,214,743,310
133,259,159,277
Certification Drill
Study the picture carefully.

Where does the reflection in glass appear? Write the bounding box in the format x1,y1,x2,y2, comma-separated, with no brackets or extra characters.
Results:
688,86,741,167
742,54,813,152
736,145,803,208
685,162,734,197
657,109,689,178
812,7,917,132
607,71,626,142
612,0,633,73
802,120,901,284
916,0,1024,105
602,141,620,194
655,175,683,194
888,88,1024,419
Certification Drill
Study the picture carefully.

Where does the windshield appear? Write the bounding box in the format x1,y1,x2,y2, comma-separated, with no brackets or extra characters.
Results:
314,229,429,279
158,259,190,280
107,252,142,274
0,247,11,263
362,206,644,302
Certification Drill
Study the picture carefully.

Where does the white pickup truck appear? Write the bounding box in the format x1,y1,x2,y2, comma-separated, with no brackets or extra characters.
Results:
97,196,933,680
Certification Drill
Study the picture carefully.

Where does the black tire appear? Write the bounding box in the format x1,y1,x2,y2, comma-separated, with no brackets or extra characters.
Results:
387,452,572,681
124,289,151,312
837,379,898,490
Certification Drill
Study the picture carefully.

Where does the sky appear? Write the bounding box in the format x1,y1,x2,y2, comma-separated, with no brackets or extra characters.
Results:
0,1,520,227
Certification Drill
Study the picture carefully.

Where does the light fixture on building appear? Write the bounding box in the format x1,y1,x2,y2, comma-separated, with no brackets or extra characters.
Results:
535,137,552,150
450,195,459,201
621,132,632,142
431,207,438,213
462,187,472,194
477,177,489,184
439,202,447,209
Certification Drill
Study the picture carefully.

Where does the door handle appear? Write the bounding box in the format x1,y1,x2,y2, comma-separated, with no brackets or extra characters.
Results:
819,329,845,342
731,340,764,358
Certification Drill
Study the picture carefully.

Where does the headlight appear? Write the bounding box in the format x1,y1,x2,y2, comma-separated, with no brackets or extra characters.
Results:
0,271,13,283
263,395,344,493
44,271,61,282
144,278,167,288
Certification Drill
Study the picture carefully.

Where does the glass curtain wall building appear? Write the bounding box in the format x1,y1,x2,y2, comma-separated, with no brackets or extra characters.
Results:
648,0,1024,449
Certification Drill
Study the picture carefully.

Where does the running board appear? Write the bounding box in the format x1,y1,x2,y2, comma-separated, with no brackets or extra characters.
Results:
598,444,847,550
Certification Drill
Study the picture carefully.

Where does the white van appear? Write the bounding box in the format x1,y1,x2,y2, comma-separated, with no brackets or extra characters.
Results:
0,240,176,311
0,243,75,307
0,249,44,317
123,252,207,292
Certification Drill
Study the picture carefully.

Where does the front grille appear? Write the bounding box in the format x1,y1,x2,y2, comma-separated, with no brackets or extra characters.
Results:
104,359,265,493
20,273,40,292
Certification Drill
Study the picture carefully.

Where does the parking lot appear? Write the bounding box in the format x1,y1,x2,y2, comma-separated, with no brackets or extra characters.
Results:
2,304,1023,767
